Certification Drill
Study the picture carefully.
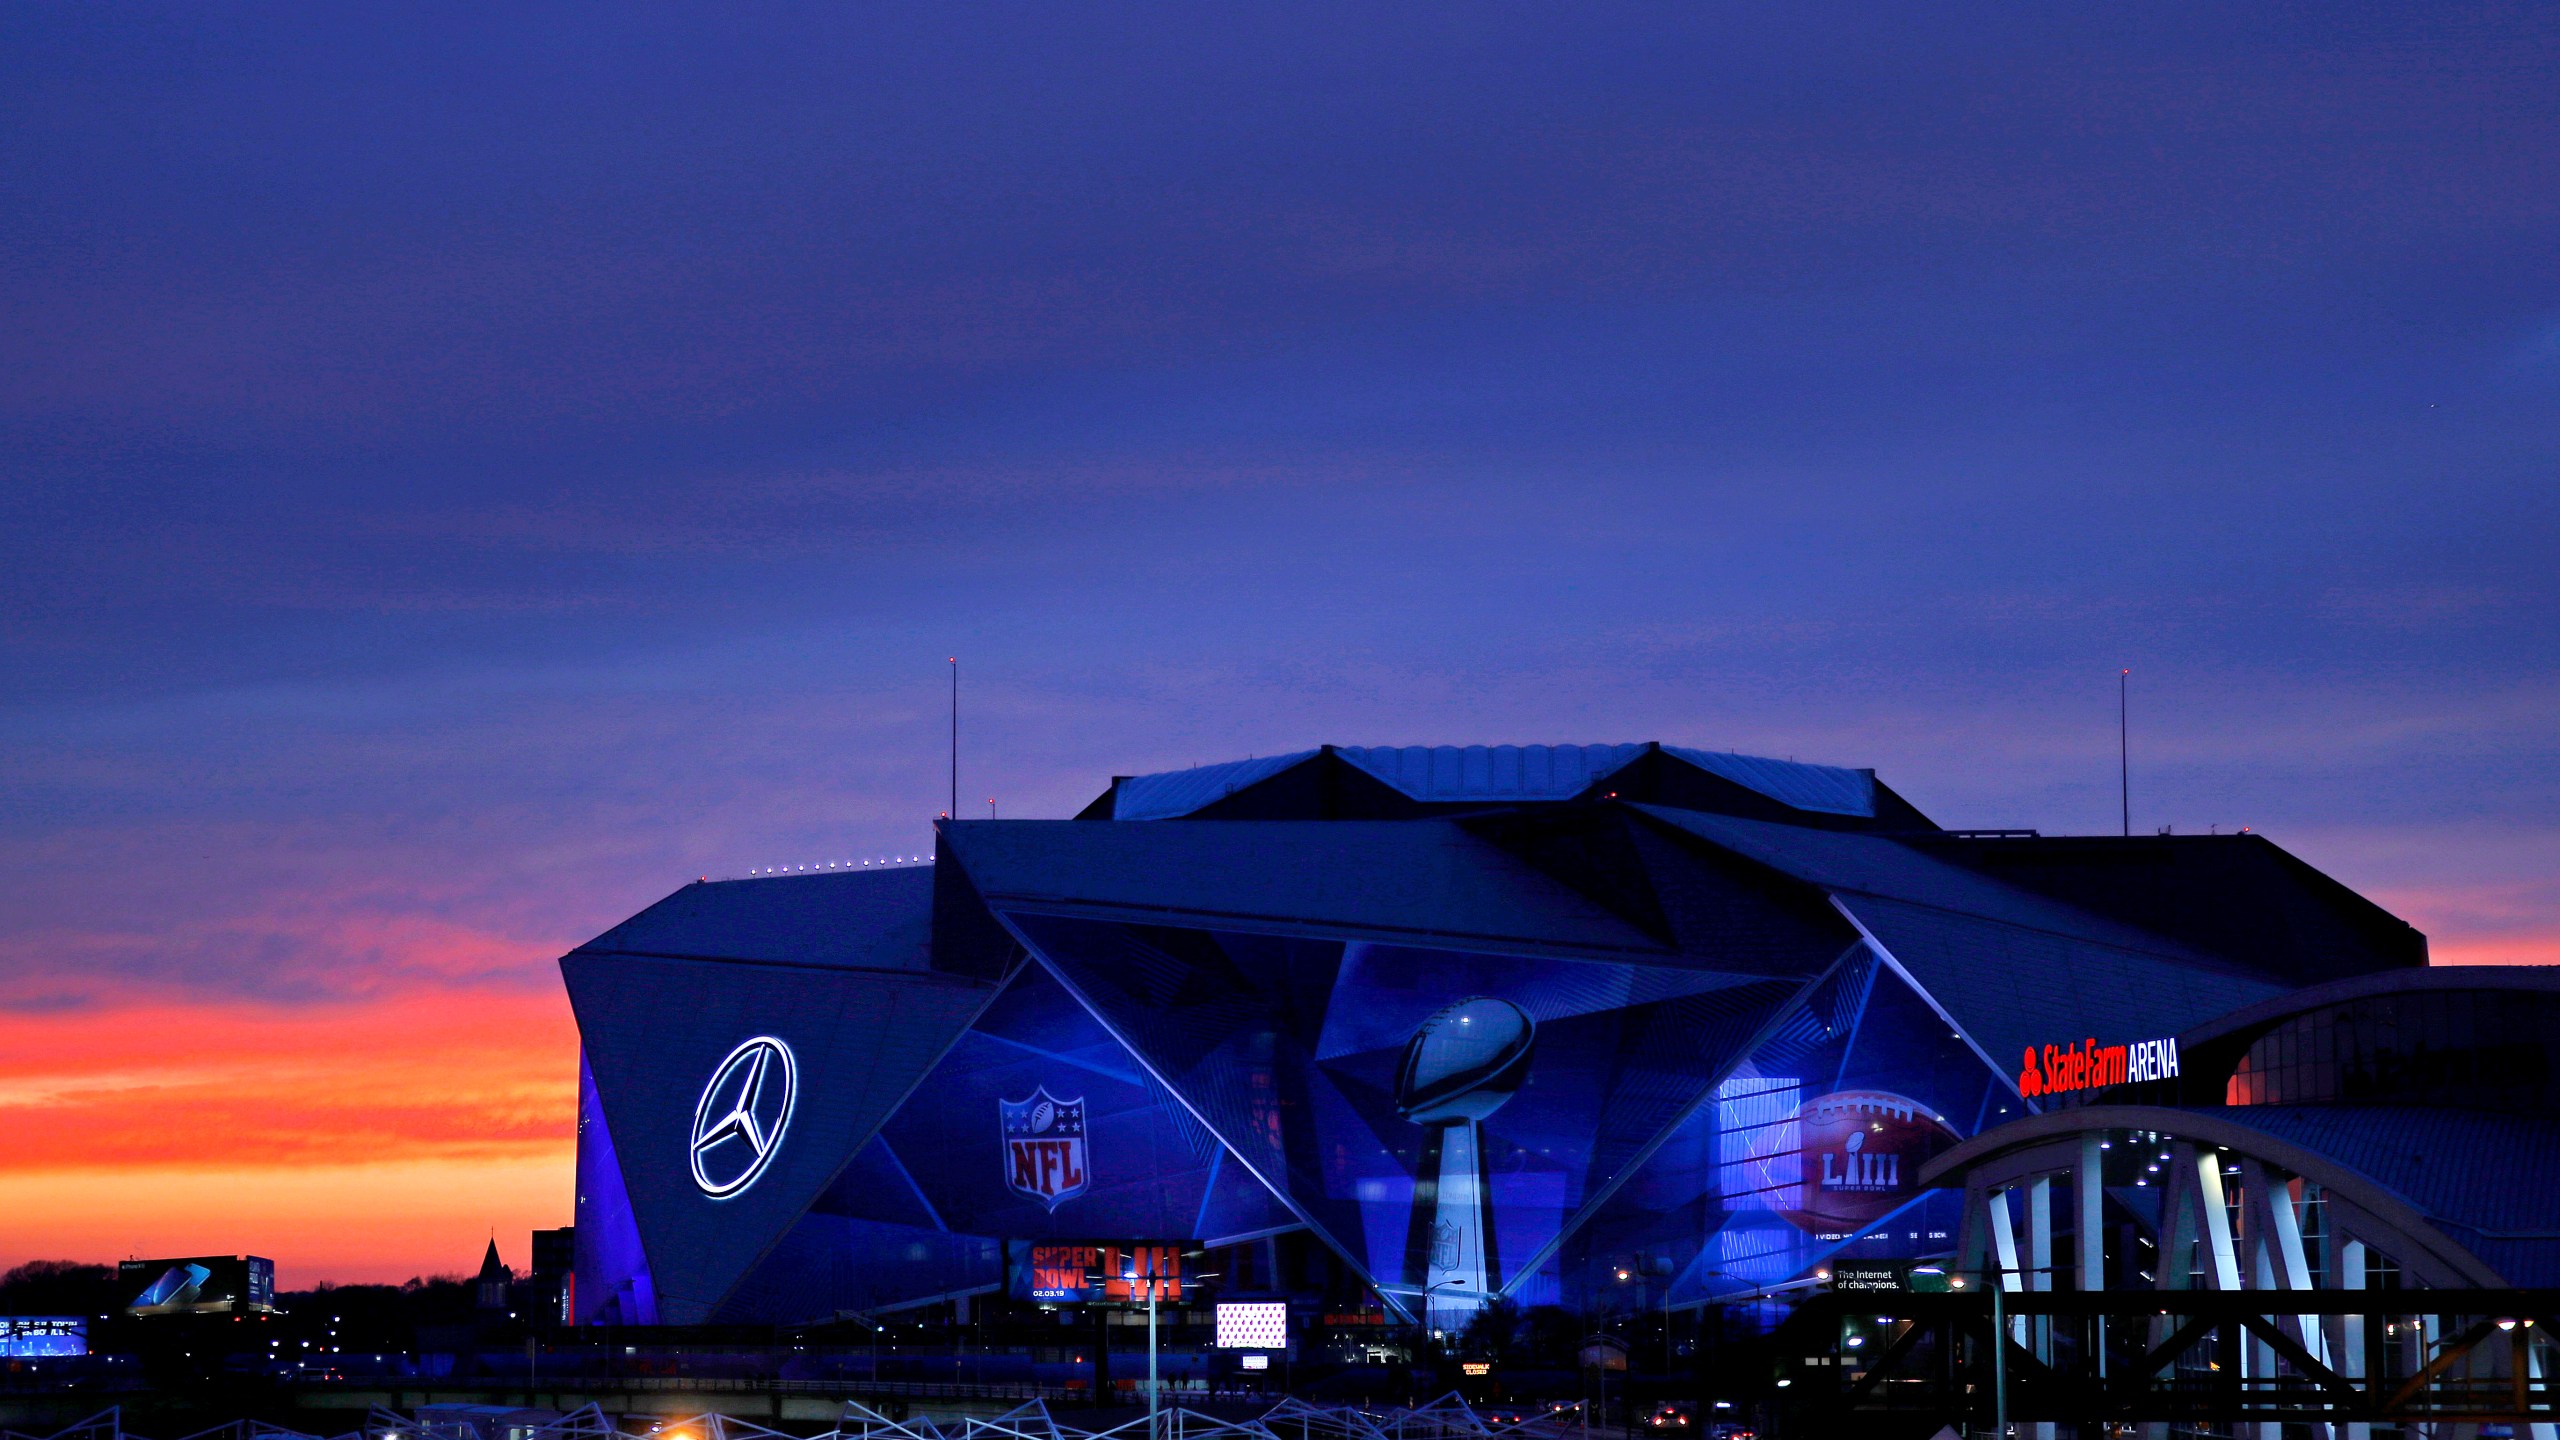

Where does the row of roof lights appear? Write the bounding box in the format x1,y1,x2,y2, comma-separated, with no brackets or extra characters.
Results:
744,857,934,876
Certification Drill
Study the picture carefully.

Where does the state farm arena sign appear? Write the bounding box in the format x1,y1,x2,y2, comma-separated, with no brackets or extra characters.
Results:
2018,1035,2180,1100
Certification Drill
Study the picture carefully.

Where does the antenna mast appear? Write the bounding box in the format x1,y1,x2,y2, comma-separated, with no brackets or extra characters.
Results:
2119,667,2130,837
948,657,958,823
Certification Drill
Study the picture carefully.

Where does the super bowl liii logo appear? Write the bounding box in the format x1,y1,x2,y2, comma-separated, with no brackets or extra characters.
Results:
1780,1089,1959,1236
1001,1087,1089,1211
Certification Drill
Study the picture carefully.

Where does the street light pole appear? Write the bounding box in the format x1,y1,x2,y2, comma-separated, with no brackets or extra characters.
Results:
1102,1252,1215,1437
1424,1278,1465,1336
1598,1352,1609,1440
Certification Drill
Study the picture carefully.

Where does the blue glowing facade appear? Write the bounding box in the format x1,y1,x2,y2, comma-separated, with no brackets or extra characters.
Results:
563,743,2423,1327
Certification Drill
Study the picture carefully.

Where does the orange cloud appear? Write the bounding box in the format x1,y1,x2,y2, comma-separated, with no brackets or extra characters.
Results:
2427,936,2560,967
0,985,577,1284
2363,874,2560,970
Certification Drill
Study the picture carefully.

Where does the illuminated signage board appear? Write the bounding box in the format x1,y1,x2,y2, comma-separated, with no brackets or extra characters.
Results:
2019,1036,2178,1099
1240,1354,1270,1371
1827,1261,1910,1293
1215,1301,1287,1349
1021,1242,1189,1304
1026,1244,1090,1302
0,1318,87,1357
1825,1261,1954,1294
1460,1361,1493,1377
118,1256,275,1315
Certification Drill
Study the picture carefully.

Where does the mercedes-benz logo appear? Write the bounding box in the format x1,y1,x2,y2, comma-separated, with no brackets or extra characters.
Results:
689,1036,798,1199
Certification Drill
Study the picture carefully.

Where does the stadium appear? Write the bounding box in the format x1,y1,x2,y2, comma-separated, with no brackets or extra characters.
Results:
559,740,2439,1347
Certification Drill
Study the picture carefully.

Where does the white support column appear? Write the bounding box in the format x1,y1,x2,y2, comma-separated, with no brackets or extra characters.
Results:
2237,1163,2286,1440
2142,1140,2197,1440
2193,1149,2242,1290
1987,1184,2029,1358
2079,1135,2107,1384
1989,1184,2023,1292
2529,1322,2558,1440
2160,1150,2199,1292
2027,1174,2056,1440
1959,1181,1994,1284
2339,1237,2369,1440
2421,1312,2442,1440
2028,1174,2055,1294
2249,1227,2282,1440
2191,1149,2259,1436
2252,1163,2329,1370
2077,1136,2106,1290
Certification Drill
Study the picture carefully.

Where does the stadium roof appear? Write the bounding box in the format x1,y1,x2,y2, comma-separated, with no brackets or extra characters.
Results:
1091,742,1919,826
2213,1103,2560,1286
569,742,2407,1091
939,817,1680,961
575,865,938,972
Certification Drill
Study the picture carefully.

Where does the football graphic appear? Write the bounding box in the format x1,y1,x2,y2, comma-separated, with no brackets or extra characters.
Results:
1778,1089,1960,1235
1395,996,1537,1125
1029,1098,1055,1132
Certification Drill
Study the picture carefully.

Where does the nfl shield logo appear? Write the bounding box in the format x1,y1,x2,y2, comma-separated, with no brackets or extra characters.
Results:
1000,1087,1089,1211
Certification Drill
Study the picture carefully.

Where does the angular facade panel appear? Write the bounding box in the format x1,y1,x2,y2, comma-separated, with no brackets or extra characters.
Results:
564,951,996,1323
570,1051,654,1324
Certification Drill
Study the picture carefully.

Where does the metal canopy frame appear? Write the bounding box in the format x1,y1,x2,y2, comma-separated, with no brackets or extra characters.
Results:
4,1397,1580,1440
1782,1288,2560,1428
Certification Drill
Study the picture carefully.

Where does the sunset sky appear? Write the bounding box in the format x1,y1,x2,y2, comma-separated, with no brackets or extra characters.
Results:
4,4,2556,1286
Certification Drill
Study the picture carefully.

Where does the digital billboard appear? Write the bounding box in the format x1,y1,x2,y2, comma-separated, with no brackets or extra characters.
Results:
0,1318,86,1357
1016,1242,1191,1304
1215,1302,1287,1349
120,1255,276,1315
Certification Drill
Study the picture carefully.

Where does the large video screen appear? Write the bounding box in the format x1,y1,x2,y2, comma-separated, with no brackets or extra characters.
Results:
0,1318,87,1357
120,1255,275,1315
1014,1242,1191,1304
1216,1302,1287,1349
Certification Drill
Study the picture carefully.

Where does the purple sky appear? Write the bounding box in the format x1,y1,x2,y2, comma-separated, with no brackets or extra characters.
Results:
2,0,2558,1275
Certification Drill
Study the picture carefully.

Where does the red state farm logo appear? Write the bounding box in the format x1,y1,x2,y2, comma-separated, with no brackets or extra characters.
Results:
2019,1036,2179,1098
1000,1087,1089,1211
1779,1089,1959,1236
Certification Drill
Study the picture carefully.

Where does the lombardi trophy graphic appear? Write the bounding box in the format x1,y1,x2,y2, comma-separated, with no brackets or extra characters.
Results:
1395,996,1535,1330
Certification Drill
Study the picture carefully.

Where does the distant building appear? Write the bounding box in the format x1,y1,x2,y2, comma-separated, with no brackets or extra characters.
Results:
1928,964,2560,1295
529,1227,575,1324
474,1241,512,1312
560,740,2423,1331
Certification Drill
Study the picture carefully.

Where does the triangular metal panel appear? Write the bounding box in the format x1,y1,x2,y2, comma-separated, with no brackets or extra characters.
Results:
1559,950,2007,1304
1616,815,1860,972
1459,807,1676,944
835,958,1247,1245
570,1050,654,1323
1836,893,2281,1093
561,951,996,1323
